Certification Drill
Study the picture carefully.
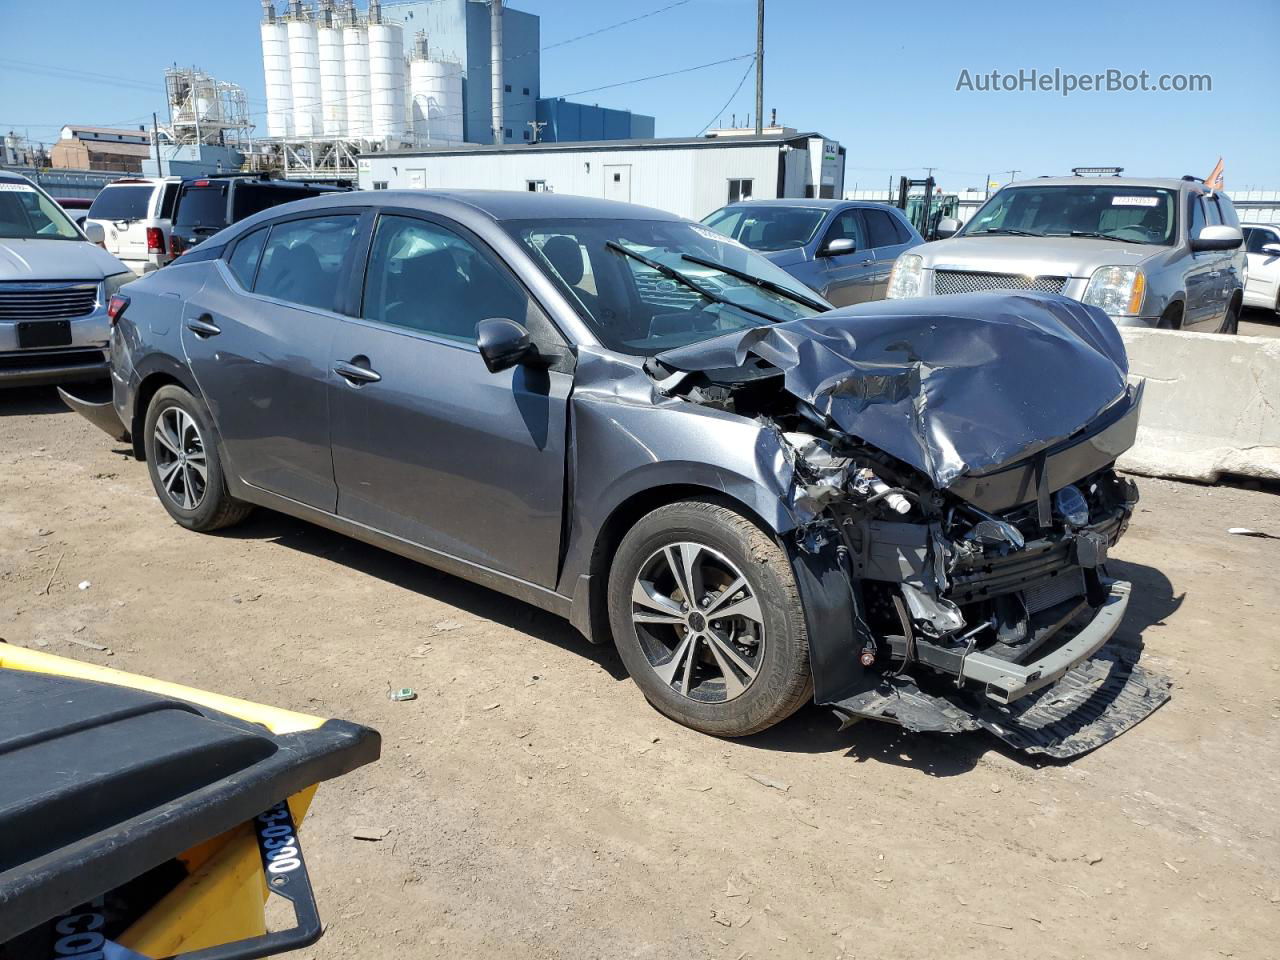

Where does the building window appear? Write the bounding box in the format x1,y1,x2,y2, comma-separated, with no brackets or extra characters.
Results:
522,130,530,140
728,178,753,202
522,87,530,96
372,180,388,190
504,128,512,138
504,83,512,93
527,180,547,192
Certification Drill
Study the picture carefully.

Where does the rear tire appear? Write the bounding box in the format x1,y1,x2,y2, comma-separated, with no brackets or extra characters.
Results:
143,385,252,532
607,499,811,737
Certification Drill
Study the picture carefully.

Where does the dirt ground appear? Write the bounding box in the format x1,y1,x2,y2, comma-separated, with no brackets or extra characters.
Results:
1,386,1278,960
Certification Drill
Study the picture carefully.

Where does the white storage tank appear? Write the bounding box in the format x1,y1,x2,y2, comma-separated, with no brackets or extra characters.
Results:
342,22,371,139
317,17,347,138
367,19,407,143
410,58,464,147
287,13,323,138
260,15,294,138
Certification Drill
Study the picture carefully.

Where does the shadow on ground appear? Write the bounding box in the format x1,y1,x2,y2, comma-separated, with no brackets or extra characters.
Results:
219,506,630,682
0,385,74,417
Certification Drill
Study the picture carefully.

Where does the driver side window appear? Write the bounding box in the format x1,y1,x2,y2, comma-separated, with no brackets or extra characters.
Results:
822,210,866,251
1187,196,1206,241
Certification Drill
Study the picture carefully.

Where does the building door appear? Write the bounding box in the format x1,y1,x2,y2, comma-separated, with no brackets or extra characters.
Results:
406,169,426,189
604,165,631,202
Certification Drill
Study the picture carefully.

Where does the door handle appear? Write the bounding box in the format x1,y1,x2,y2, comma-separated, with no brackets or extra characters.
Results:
185,314,221,338
334,358,381,385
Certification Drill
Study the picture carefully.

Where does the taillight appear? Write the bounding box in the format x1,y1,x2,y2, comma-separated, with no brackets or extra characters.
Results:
146,226,165,254
170,234,186,256
107,294,130,325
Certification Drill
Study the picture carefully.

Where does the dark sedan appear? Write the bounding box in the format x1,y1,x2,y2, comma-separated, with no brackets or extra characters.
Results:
63,189,1167,754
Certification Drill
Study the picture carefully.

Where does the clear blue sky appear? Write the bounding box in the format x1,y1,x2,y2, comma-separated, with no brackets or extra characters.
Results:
4,0,1277,190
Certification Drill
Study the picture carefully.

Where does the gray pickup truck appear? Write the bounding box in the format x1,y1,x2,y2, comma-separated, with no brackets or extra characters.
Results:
887,175,1246,333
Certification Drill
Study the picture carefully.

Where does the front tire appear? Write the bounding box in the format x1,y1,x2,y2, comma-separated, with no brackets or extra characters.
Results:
1218,297,1241,335
607,500,811,737
143,384,252,532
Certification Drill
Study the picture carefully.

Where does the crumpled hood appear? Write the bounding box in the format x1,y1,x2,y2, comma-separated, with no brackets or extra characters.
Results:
916,234,1155,277
0,238,128,280
654,292,1130,489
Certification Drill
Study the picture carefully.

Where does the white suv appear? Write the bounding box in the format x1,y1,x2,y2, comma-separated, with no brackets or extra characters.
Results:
84,177,182,276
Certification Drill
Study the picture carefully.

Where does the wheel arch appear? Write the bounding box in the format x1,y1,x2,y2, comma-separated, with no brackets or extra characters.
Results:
129,360,202,460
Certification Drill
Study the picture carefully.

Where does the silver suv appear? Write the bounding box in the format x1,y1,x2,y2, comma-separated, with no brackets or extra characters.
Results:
886,176,1246,333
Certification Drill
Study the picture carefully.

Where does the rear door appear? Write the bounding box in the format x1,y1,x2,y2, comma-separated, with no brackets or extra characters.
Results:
861,207,912,299
85,183,154,262
328,211,571,587
181,210,365,510
816,209,877,307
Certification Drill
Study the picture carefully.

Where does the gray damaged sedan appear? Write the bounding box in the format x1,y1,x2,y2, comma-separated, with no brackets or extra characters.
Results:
64,190,1169,755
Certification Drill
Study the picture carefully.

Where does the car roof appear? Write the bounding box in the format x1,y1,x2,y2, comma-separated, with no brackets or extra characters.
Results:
0,172,34,186
266,188,687,223
717,198,858,211
1005,176,1195,191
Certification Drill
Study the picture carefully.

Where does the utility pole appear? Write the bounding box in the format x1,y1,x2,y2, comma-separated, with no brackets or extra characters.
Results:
1006,168,1020,184
754,0,764,135
983,172,991,199
152,112,161,176
527,120,546,144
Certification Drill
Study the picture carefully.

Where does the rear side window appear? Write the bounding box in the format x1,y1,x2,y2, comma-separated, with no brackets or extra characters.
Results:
175,184,229,228
231,184,330,221
254,215,360,313
863,208,902,248
226,227,267,289
1210,196,1239,229
159,182,180,220
88,185,152,221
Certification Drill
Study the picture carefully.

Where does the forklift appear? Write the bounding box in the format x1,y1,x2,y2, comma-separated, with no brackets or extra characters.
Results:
895,176,960,240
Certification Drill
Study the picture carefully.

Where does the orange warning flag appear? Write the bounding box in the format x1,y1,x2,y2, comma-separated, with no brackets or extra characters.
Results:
1205,157,1224,191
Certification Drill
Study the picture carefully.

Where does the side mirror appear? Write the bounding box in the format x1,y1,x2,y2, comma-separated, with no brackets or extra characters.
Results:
82,221,105,246
1190,224,1243,252
1262,243,1280,256
820,237,856,257
477,317,536,373
934,217,961,239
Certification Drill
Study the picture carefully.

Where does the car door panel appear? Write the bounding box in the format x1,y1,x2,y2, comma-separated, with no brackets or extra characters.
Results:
329,323,570,587
1182,194,1217,330
817,209,877,306
181,266,340,511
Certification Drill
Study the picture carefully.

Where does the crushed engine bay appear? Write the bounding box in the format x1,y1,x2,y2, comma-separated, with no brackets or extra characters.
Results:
648,292,1170,757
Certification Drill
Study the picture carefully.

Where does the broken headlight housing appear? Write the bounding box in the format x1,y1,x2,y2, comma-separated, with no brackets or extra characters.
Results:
1082,265,1146,317
886,254,924,299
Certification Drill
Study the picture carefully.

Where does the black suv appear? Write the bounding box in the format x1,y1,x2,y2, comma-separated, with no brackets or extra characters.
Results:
170,174,350,256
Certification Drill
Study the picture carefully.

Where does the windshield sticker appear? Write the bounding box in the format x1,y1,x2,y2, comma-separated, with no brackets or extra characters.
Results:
1111,196,1159,207
691,225,744,248
0,183,37,192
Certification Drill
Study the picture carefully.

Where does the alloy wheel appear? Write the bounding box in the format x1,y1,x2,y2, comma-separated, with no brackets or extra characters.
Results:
152,406,207,510
630,542,766,703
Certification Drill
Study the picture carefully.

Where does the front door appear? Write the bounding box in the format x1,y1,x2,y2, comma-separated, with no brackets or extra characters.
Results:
817,209,877,307
604,165,632,203
328,212,570,588
180,212,364,510
1183,193,1223,330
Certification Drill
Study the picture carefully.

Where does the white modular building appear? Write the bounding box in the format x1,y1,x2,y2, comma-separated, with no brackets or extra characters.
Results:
356,132,847,220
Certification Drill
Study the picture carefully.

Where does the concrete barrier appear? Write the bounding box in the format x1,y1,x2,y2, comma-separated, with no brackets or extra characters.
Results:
1117,328,1280,483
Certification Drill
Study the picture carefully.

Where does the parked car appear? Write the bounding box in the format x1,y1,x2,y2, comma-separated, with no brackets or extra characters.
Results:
169,173,349,257
1241,222,1280,314
0,171,133,387
83,176,182,275
52,196,93,228
701,199,922,306
887,176,1247,333
63,190,1168,755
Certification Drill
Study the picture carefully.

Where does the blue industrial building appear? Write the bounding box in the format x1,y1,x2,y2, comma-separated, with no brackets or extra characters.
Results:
385,0,654,144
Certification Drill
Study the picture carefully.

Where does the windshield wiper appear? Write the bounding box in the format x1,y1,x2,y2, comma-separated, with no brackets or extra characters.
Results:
605,241,788,325
1064,230,1133,243
974,227,1044,237
680,253,829,312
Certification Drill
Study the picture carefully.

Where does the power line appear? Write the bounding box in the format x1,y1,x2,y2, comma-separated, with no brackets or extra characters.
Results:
697,56,756,136
542,0,690,52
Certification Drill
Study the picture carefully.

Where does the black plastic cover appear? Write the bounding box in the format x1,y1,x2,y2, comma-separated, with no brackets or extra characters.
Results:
656,292,1131,490
0,670,380,942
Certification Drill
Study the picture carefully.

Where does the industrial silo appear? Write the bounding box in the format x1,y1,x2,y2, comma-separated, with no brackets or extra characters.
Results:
408,34,464,148
317,3,347,138
367,0,407,144
341,8,371,139
286,2,323,138
260,1,294,138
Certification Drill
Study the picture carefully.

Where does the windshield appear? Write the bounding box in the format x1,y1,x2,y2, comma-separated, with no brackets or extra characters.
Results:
87,184,153,222
0,181,82,241
506,218,826,355
960,184,1177,245
701,205,827,252
175,183,229,229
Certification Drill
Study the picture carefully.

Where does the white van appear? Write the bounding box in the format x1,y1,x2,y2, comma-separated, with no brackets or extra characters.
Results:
84,177,182,276
1,173,133,387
